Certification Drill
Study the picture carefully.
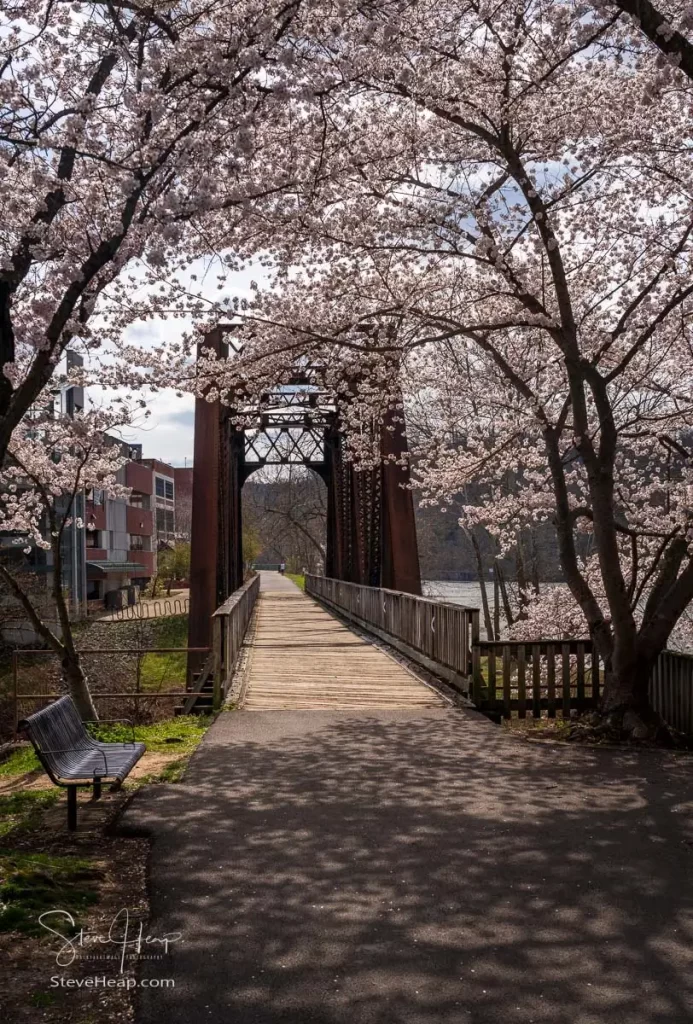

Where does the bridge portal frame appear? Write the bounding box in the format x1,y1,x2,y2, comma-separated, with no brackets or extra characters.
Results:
187,328,420,673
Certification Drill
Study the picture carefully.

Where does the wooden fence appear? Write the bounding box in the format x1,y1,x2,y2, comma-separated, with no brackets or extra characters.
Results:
471,640,602,718
210,574,261,710
650,650,693,733
305,574,480,687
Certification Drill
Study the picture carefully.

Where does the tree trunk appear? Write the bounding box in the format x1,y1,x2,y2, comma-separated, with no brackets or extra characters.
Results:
62,650,98,720
593,633,669,738
493,570,500,640
515,542,528,617
600,663,651,715
468,529,493,640
495,561,515,630
529,531,541,595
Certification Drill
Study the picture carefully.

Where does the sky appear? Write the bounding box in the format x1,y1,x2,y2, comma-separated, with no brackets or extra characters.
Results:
121,390,196,468
94,260,269,468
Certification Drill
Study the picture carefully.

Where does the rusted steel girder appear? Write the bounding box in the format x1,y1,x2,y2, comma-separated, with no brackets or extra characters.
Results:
323,402,420,595
380,398,421,595
187,330,244,681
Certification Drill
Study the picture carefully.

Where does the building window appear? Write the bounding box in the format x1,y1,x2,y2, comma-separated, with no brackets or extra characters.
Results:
156,508,174,536
155,477,165,498
129,492,149,510
165,480,174,500
86,531,101,549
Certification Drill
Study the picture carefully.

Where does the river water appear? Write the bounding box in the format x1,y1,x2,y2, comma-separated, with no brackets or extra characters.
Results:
422,581,488,608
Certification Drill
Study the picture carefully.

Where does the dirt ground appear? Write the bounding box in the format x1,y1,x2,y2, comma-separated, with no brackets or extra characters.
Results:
0,749,190,1023
0,833,150,1024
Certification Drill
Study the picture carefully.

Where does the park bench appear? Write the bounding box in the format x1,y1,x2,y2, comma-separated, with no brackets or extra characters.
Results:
18,696,146,831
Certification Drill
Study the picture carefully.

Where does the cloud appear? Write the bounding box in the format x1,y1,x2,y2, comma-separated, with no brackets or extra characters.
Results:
82,259,275,466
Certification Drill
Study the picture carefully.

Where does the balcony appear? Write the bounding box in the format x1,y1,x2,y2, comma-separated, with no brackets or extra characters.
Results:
125,461,153,494
126,505,153,535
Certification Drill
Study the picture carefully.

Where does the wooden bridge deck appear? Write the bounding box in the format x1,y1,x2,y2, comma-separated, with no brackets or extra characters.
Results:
241,573,447,711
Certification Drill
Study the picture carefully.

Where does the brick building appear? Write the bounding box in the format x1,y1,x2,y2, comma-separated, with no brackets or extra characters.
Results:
85,448,178,608
141,459,177,546
173,467,193,540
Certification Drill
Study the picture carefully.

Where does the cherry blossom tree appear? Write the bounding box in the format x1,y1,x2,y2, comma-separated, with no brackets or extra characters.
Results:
209,0,693,735
605,0,693,80
0,400,134,718
0,0,312,467
0,0,330,715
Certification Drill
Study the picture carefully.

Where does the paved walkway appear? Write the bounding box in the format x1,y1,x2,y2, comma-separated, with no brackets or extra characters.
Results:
243,573,445,711
124,585,693,1024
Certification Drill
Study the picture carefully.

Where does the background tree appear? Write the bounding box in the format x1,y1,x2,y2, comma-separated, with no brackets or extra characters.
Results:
0,402,132,718
0,0,311,467
157,542,191,596
243,467,327,573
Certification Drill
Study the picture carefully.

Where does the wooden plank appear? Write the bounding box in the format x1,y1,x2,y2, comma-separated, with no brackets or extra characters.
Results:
212,617,222,712
243,591,447,711
576,643,585,708
547,644,556,718
488,648,497,709
472,645,482,705
562,643,571,719
532,644,541,719
517,646,526,719
502,645,511,720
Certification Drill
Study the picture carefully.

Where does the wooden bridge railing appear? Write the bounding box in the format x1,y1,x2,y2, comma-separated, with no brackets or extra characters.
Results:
211,574,261,710
306,575,693,732
305,575,480,688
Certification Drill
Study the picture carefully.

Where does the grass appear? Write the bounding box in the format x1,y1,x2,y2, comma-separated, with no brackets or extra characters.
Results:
2,714,210,782
88,714,211,754
0,790,60,838
138,614,189,691
286,573,305,591
0,745,40,777
502,715,574,737
0,849,102,934
88,714,211,783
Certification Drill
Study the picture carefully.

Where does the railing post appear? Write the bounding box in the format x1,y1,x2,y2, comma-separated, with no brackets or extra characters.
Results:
212,616,223,711
12,651,18,736
472,645,483,705
469,609,479,676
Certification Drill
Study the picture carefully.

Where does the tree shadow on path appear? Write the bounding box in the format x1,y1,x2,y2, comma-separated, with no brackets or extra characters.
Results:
122,708,693,1024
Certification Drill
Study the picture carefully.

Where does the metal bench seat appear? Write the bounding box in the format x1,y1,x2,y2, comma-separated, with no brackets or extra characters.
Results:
44,745,145,783
19,695,146,830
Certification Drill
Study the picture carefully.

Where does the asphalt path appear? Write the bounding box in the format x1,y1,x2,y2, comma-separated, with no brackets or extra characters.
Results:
122,705,693,1024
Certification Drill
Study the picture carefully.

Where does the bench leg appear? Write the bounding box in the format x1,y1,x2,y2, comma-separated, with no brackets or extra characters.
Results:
92,781,102,801
67,786,77,831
